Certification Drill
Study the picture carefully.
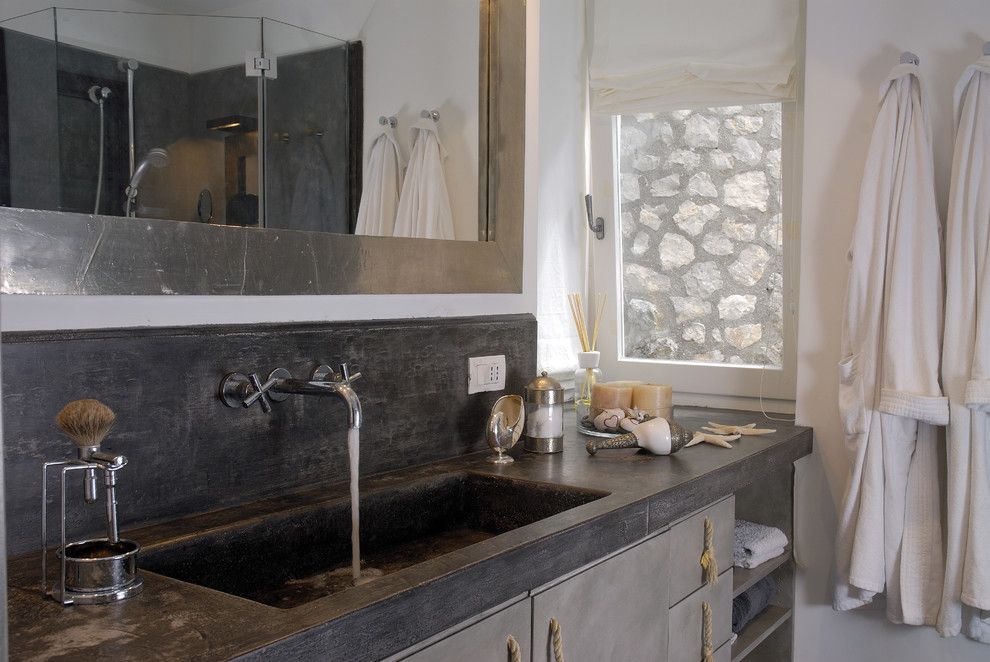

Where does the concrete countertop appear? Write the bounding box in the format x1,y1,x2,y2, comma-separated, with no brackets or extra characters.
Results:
8,407,812,661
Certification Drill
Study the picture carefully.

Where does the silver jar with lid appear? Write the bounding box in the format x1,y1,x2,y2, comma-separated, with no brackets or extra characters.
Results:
523,371,564,453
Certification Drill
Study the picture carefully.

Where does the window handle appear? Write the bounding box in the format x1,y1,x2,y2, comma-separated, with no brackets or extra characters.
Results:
585,194,605,240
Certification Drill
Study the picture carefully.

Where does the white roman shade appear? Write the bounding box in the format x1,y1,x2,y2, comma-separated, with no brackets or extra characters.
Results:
589,0,800,114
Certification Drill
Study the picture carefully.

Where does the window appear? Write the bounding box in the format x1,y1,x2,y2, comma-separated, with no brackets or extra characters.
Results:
590,103,798,401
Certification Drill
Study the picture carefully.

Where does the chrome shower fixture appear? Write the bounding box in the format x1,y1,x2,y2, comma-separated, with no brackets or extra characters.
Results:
88,85,111,214
118,59,139,177
123,148,169,217
87,85,110,105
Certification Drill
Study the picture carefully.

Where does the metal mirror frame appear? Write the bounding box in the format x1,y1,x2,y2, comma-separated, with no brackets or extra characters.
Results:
0,0,524,295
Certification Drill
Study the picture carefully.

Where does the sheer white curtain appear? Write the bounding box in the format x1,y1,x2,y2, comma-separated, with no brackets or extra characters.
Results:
536,0,589,385
589,0,800,114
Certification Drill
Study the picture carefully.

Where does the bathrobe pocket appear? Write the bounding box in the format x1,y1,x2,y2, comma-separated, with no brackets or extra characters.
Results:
839,354,867,435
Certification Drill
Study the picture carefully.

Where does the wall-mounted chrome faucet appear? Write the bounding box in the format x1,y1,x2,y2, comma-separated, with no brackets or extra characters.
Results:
219,364,362,429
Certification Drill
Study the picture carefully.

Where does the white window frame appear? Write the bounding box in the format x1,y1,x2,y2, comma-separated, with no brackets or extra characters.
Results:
588,103,801,405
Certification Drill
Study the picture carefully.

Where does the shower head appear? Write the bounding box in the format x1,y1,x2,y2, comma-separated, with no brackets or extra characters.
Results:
87,85,111,105
142,147,169,168
128,148,168,188
117,59,139,72
124,148,169,215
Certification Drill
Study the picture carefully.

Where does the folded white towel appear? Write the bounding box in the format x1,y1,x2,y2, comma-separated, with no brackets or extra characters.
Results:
734,519,789,557
734,545,786,569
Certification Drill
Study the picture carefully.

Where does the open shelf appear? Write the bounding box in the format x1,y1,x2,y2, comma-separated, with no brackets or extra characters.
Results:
731,605,792,662
732,548,791,597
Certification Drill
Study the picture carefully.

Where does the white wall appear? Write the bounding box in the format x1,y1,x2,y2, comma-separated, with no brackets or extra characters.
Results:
360,0,479,241
0,0,550,331
794,0,990,660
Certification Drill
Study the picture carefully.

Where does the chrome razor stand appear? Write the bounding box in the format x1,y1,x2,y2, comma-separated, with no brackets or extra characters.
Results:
41,451,130,605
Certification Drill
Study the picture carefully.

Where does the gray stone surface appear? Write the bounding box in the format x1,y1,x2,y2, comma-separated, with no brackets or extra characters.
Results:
7,410,813,661
619,104,784,367
2,316,536,556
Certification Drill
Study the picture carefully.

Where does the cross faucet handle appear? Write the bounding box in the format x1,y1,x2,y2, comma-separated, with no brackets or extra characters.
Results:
339,363,361,383
243,372,277,413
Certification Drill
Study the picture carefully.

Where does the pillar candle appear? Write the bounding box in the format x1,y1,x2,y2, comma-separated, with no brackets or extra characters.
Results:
633,383,673,421
591,383,634,418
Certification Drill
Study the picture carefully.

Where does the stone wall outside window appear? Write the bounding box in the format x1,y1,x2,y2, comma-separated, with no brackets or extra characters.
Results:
619,103,784,367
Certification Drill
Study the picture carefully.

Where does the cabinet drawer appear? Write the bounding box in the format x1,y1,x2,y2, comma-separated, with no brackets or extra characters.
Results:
667,569,732,662
668,496,734,605
393,597,531,661
531,532,670,662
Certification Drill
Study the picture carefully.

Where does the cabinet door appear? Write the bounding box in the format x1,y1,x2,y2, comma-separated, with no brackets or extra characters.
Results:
531,532,670,662
399,598,531,662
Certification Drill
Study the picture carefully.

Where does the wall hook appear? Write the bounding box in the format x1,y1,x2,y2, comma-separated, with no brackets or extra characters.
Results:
585,194,605,240
899,51,920,66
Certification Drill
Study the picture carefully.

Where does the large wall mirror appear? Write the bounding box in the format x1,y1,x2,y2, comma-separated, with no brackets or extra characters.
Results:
0,0,524,295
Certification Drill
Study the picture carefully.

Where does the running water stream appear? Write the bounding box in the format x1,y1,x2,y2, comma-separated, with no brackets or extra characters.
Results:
348,427,361,582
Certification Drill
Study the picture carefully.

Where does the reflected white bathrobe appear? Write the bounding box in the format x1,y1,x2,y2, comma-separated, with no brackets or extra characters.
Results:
939,56,990,644
834,63,949,626
354,126,403,236
393,118,454,240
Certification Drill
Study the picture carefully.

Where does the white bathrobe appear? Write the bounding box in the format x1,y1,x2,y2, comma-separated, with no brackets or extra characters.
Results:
834,62,949,626
393,118,454,240
354,126,403,236
939,56,990,645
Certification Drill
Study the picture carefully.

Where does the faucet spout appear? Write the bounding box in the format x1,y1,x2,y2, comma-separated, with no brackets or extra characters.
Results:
272,379,362,429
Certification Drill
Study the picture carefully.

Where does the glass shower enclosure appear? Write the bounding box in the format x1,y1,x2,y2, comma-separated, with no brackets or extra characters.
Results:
0,8,353,230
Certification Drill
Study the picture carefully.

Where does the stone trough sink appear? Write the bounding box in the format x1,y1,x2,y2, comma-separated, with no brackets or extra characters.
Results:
139,472,607,609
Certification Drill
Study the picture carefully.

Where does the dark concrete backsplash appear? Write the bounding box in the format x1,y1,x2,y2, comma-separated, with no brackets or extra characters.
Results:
1,314,536,555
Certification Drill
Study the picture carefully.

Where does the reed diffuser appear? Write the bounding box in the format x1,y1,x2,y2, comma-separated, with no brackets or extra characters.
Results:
568,292,606,427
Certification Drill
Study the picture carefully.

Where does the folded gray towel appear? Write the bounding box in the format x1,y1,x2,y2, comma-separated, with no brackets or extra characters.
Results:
734,519,789,558
734,545,786,569
732,576,778,634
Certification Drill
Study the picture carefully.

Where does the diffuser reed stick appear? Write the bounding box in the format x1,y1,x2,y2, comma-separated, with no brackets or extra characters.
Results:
590,294,606,351
568,292,606,351
567,292,590,351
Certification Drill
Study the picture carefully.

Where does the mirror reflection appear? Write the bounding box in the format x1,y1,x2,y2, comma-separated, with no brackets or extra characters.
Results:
0,2,481,240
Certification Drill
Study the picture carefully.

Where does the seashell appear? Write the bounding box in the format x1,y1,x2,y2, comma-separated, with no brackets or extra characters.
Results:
586,418,695,456
622,407,648,422
619,417,641,432
486,395,525,449
593,408,624,432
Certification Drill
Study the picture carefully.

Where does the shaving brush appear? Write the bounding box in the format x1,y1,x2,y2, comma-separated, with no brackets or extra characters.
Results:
586,417,692,456
56,399,116,503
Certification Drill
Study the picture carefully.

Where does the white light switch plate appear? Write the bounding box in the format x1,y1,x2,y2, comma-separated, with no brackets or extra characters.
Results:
468,355,506,394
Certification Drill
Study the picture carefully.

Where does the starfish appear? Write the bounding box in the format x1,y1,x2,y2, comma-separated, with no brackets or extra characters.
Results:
702,421,776,436
684,431,740,449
